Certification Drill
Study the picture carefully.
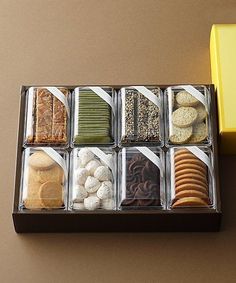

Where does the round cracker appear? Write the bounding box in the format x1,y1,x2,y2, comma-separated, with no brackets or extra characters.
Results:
172,107,198,128
195,104,207,123
175,183,208,194
39,181,64,208
189,122,208,143
175,177,208,189
175,173,207,184
174,149,193,157
176,91,200,107
170,125,192,144
175,158,206,169
175,168,206,179
175,163,207,176
172,197,208,208
28,151,56,171
175,190,209,201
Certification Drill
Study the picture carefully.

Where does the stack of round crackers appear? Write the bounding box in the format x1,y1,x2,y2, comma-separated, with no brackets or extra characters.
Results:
170,90,208,144
24,151,64,209
172,149,209,208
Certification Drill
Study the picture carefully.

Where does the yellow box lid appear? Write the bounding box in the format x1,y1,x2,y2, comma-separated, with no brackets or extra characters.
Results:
210,24,236,133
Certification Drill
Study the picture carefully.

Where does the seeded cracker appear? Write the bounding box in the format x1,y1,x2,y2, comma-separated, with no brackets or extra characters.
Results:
172,107,198,128
176,90,200,107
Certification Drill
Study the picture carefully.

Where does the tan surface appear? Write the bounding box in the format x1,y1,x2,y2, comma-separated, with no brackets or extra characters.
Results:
1,0,236,282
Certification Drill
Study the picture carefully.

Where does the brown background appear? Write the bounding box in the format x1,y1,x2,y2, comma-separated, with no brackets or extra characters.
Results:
1,0,236,282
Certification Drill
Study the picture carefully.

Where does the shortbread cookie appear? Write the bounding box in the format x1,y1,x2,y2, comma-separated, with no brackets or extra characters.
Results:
31,165,64,184
39,181,63,208
175,190,208,200
172,197,208,207
175,168,206,179
175,177,208,189
170,125,192,144
189,122,208,143
175,183,207,194
24,182,42,209
174,153,199,163
175,163,207,176
175,173,207,184
174,149,192,157
176,91,200,107
195,104,207,123
172,107,198,128
28,151,56,171
175,158,206,169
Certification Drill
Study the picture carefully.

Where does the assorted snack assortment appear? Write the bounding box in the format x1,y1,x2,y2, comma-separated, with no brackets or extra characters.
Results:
18,85,218,214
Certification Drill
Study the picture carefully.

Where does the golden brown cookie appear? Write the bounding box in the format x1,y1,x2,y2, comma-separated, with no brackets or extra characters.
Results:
175,168,206,179
175,163,207,176
169,125,192,144
172,197,208,207
175,173,207,184
174,153,199,163
172,107,198,128
175,183,208,194
29,165,64,184
188,122,208,143
24,182,42,209
176,91,200,107
175,190,208,200
175,177,208,190
39,181,63,208
28,151,56,171
175,158,206,169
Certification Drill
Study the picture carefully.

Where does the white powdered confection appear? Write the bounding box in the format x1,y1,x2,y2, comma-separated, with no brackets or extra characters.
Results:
84,196,100,210
74,185,88,202
94,166,111,181
84,176,101,193
73,202,85,210
85,159,101,175
97,182,112,199
78,148,94,166
102,198,114,210
102,181,113,190
76,157,84,169
76,168,89,185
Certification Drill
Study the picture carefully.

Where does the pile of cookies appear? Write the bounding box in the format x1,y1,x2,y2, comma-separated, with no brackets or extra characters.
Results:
75,89,113,144
72,148,114,210
172,149,209,208
24,151,64,209
170,90,208,144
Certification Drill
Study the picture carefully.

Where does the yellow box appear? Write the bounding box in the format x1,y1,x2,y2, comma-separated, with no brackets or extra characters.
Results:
210,24,236,154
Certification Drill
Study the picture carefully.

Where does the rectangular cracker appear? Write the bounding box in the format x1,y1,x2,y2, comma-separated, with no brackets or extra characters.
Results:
35,88,53,143
52,88,68,143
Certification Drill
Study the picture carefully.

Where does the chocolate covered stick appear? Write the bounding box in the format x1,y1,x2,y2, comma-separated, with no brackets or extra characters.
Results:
52,88,68,143
35,88,53,143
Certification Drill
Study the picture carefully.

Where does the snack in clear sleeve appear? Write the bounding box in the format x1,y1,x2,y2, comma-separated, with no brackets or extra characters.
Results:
119,147,165,209
119,86,162,144
24,87,70,145
168,147,215,209
70,147,116,210
72,87,115,145
166,86,210,146
20,148,68,210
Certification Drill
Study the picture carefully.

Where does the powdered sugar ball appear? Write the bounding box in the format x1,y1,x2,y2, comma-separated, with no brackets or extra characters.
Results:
84,176,101,193
94,166,111,181
73,185,88,202
84,196,100,210
76,168,89,185
97,182,112,199
78,148,94,166
73,202,85,210
102,198,114,210
85,159,101,175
